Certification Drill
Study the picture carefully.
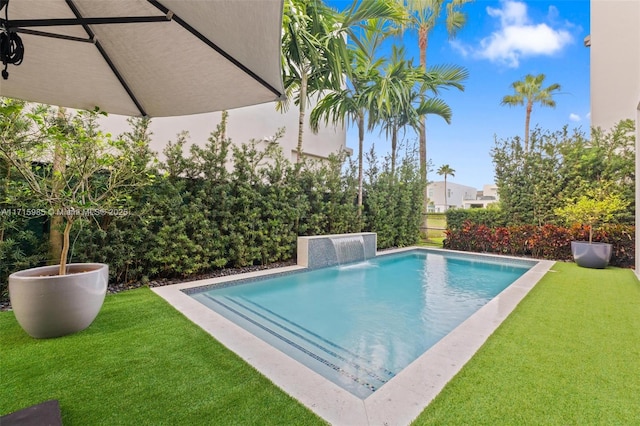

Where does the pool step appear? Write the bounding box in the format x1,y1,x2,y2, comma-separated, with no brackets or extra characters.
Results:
199,293,394,396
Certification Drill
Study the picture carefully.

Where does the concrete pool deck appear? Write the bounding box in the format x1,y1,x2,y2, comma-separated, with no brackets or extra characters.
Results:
152,247,554,425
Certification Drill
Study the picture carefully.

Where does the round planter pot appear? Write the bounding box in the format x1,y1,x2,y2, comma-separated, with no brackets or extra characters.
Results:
9,263,108,339
571,241,612,269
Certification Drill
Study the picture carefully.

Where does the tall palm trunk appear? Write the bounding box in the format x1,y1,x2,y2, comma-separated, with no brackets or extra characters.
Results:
296,71,308,163
391,124,398,178
357,112,365,212
524,99,532,153
418,26,428,182
419,26,430,232
443,175,447,210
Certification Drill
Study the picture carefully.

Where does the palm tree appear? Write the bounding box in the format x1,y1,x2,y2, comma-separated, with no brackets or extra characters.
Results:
309,19,390,210
501,73,561,153
400,0,472,180
399,0,473,233
281,0,405,163
372,47,467,176
436,164,455,210
280,0,343,162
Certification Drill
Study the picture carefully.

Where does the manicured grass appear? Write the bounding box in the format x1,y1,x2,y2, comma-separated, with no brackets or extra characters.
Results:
0,288,326,425
419,236,445,247
413,262,640,424
425,214,447,240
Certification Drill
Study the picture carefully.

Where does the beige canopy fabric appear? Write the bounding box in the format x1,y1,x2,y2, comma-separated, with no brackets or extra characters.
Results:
0,0,285,117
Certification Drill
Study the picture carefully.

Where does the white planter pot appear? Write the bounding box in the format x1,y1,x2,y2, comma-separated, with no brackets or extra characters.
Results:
571,241,612,269
9,263,108,338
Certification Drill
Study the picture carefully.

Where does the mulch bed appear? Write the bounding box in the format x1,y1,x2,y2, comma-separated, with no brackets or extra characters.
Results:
1,260,296,312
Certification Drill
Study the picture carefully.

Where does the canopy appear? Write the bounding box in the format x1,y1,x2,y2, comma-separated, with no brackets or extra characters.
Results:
0,0,285,117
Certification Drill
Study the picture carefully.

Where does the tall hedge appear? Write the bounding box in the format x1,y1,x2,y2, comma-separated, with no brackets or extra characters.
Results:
1,112,423,297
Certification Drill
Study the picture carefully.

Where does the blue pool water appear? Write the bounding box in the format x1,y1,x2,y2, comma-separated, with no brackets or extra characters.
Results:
189,250,534,398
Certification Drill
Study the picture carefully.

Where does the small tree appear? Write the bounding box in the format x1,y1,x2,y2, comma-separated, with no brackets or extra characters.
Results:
554,188,628,243
0,100,150,276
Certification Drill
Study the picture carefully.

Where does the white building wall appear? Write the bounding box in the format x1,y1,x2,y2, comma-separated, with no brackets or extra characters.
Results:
101,100,347,163
482,184,499,199
427,181,477,212
587,1,640,276
589,0,640,130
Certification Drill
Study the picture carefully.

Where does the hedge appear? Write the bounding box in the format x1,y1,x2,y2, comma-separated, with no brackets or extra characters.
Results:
1,125,424,299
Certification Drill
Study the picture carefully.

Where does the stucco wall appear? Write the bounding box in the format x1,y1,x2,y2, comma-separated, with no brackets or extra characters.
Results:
590,0,640,130
101,100,347,163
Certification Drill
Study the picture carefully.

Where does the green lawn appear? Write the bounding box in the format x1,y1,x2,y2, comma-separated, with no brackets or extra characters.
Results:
0,289,326,425
413,262,640,424
2,262,639,425
420,213,447,243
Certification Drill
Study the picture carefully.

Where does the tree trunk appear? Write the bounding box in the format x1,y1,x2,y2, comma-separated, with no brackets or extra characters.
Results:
296,71,308,163
49,109,66,264
58,219,73,276
418,27,428,182
357,113,365,212
444,175,447,211
524,100,532,153
419,26,430,234
391,125,398,178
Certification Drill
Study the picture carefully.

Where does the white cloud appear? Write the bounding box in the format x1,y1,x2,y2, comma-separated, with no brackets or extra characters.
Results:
487,1,529,27
569,113,581,122
450,40,471,57
454,0,574,68
586,112,591,120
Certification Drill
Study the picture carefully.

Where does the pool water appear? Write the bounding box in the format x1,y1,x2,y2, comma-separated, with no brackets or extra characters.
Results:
189,250,533,398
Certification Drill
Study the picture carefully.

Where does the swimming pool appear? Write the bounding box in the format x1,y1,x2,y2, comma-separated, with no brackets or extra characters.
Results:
153,248,553,425
187,250,532,398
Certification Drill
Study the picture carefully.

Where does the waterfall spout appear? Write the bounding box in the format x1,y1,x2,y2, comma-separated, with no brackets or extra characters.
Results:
297,233,377,269
331,236,365,265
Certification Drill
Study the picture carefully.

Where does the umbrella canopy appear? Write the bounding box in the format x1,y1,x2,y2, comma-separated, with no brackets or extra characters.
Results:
0,0,285,117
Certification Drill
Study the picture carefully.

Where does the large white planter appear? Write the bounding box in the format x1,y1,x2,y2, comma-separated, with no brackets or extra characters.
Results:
9,263,108,338
571,241,612,269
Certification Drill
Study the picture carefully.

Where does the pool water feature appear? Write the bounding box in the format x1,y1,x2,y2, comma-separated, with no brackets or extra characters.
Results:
331,235,365,265
188,250,534,398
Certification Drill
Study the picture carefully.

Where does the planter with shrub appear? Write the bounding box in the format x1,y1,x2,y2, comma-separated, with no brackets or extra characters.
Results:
1,101,148,337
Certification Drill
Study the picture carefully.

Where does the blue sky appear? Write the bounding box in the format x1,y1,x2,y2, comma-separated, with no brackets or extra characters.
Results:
335,0,591,188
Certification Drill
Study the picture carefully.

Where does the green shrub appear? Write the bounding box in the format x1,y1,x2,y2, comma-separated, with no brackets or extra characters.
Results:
1,109,425,298
446,208,508,230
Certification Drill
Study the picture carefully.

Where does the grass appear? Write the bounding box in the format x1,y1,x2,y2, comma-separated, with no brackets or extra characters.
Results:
419,236,445,247
0,288,326,425
2,263,639,424
413,262,640,424
421,213,447,243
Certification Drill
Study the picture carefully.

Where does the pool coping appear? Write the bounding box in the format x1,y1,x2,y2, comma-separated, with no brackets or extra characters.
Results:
152,247,554,425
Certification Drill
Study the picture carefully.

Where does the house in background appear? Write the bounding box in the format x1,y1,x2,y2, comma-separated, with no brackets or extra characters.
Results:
463,184,499,209
427,181,478,212
586,0,640,275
